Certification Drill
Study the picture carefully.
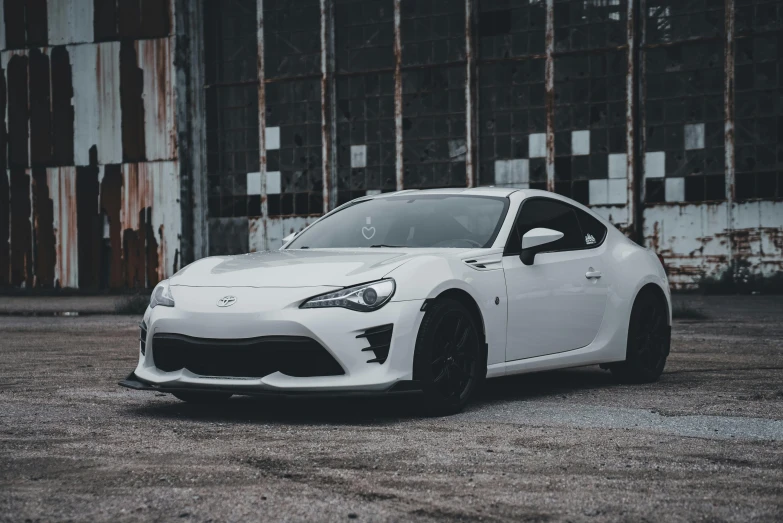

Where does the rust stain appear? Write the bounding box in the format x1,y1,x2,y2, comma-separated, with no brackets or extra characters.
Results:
544,0,555,193
120,41,147,162
29,48,53,167
7,54,29,168
723,0,736,259
10,168,33,287
25,0,49,47
100,164,123,289
51,46,75,166
31,168,55,287
393,0,403,191
76,146,101,290
93,0,119,42
4,0,26,49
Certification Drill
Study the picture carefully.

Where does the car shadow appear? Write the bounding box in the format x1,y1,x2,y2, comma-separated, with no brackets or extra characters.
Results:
126,366,620,425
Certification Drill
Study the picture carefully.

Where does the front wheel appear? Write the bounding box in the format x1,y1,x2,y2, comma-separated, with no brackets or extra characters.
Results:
610,290,671,383
413,298,484,415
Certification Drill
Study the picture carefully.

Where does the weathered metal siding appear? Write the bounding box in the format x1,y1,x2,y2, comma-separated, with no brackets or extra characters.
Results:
0,0,180,290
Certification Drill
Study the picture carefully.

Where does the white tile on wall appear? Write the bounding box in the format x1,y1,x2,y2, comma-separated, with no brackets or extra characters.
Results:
571,130,590,156
366,189,382,195
589,179,609,205
351,145,367,168
644,151,665,179
266,171,281,195
608,153,627,179
684,123,705,150
665,177,685,202
607,179,626,204
529,133,547,158
246,172,261,195
495,159,529,187
266,127,280,150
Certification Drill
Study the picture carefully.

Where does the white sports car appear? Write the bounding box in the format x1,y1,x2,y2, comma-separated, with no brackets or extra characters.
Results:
121,188,671,413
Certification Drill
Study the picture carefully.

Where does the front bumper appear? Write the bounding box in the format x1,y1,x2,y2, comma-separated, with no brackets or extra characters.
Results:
129,285,427,394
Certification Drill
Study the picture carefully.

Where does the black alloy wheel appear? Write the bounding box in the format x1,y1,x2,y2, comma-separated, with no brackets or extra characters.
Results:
611,290,671,383
413,298,483,414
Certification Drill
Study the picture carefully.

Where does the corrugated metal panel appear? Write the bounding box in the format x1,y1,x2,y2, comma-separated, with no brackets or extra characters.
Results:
45,166,78,287
250,216,314,252
731,201,783,276
0,0,5,51
121,161,181,283
47,0,94,46
70,41,122,165
643,203,731,288
137,38,177,161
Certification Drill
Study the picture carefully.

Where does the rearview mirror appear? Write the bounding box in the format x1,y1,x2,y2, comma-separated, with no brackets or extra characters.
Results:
520,228,564,266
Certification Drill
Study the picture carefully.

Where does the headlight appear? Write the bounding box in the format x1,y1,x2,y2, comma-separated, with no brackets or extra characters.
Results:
150,280,175,308
300,279,395,312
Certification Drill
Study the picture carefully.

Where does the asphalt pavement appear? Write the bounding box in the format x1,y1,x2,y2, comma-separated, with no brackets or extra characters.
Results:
0,295,781,522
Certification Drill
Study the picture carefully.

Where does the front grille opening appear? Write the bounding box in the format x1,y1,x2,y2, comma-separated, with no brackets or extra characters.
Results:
140,321,148,355
151,334,344,378
357,324,393,364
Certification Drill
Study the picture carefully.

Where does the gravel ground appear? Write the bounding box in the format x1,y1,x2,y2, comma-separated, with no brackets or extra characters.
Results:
0,296,781,522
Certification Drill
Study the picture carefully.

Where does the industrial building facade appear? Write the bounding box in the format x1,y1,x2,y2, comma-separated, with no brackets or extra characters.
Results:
0,0,781,291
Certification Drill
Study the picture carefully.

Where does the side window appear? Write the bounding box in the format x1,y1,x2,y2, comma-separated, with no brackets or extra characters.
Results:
574,208,607,248
505,198,584,254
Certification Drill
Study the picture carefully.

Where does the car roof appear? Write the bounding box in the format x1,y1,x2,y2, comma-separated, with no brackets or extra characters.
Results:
370,186,520,198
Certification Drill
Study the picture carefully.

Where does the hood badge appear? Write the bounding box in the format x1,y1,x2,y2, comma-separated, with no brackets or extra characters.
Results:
217,296,237,307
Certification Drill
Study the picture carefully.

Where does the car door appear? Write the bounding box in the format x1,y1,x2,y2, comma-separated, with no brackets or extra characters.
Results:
502,197,610,361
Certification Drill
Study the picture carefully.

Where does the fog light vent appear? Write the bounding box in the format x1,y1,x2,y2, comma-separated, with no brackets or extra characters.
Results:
357,324,393,364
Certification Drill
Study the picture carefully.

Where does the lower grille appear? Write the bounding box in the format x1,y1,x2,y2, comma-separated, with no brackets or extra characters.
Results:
151,334,344,378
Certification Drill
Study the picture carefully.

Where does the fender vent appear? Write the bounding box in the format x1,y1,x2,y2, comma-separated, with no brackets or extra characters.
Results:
463,254,502,271
357,324,393,364
139,321,148,355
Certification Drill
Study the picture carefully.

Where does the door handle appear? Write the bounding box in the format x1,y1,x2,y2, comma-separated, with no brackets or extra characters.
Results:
585,269,602,279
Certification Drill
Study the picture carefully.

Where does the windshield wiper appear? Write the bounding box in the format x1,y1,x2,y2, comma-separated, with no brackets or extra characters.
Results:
369,244,406,248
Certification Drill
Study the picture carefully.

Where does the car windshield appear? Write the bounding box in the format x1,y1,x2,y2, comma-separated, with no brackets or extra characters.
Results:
287,194,509,249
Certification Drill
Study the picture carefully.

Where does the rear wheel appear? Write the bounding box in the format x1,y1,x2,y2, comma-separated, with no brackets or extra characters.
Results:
172,391,233,404
610,290,670,383
413,299,483,415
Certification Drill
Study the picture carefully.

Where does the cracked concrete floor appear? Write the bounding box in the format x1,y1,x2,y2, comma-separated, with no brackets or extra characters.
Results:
0,296,781,522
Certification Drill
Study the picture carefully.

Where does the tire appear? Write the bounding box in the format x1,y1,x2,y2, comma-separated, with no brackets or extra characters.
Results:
413,298,484,415
172,391,233,404
610,289,671,384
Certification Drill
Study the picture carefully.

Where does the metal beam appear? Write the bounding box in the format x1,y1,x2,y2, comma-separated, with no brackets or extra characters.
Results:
544,0,555,192
724,0,736,263
257,0,268,250
393,0,403,191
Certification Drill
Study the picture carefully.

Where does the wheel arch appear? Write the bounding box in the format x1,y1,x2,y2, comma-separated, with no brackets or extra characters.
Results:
431,288,488,364
633,282,671,326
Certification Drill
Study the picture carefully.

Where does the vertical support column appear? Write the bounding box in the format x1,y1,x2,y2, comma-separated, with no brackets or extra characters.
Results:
724,0,735,263
393,0,404,191
257,0,268,249
174,0,208,262
464,0,476,188
321,0,337,212
544,0,555,192
625,0,636,237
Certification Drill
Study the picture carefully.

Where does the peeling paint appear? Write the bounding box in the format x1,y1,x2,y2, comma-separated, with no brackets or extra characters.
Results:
71,41,122,165
138,38,176,161
10,168,32,287
48,0,94,46
46,166,78,288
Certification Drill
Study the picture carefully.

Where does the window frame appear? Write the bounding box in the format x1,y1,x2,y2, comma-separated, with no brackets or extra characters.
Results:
503,196,608,257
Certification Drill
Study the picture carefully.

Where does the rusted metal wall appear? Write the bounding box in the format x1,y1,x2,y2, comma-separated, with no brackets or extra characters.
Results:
2,0,781,290
0,0,180,290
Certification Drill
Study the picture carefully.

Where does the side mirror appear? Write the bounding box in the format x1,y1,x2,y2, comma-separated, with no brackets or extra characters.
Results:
520,228,564,265
282,232,297,246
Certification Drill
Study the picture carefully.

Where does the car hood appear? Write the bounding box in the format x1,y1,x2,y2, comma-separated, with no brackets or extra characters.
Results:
169,249,471,288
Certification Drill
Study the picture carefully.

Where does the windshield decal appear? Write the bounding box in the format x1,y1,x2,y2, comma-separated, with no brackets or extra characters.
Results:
362,217,376,240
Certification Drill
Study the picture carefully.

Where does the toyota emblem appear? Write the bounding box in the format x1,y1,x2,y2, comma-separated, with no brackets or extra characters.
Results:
216,295,237,307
